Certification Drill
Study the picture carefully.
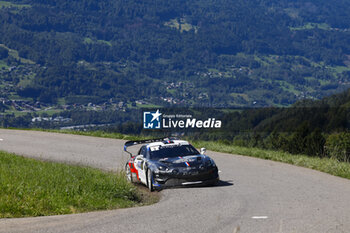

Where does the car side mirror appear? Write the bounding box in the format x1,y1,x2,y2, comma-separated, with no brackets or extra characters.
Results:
200,148,206,155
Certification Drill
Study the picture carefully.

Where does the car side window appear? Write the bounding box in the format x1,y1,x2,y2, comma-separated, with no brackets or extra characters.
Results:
139,146,147,157
137,146,143,155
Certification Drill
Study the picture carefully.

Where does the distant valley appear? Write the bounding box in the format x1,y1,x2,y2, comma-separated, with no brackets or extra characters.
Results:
0,0,350,115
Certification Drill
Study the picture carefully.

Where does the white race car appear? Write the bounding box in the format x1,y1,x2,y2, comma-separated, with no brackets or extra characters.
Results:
124,137,219,191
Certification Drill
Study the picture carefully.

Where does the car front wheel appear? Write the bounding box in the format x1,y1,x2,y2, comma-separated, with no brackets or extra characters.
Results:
125,164,133,183
147,169,154,192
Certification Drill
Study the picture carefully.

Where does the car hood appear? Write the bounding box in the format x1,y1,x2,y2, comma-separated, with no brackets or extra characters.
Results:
154,154,208,168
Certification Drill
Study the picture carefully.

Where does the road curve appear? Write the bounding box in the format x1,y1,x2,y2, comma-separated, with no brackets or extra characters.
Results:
1,129,350,233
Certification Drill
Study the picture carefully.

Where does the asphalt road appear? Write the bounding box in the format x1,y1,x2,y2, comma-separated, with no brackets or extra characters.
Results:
1,129,350,233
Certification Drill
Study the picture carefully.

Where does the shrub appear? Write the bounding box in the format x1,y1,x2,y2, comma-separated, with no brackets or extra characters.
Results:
304,128,326,156
325,132,350,162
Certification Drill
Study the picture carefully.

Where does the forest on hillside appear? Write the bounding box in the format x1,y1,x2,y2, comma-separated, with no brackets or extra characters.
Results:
0,0,350,107
1,87,349,162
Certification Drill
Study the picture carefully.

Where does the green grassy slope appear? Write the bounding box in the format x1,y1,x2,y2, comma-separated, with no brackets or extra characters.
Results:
0,151,158,218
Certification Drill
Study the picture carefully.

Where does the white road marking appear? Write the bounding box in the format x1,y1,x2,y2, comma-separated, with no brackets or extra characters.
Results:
252,216,268,219
0,138,3,141
219,170,222,173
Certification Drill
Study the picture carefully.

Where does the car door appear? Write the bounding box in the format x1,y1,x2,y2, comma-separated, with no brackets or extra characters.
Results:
134,146,147,184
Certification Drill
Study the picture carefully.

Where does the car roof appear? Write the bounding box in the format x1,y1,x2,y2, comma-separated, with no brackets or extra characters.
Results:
146,140,190,148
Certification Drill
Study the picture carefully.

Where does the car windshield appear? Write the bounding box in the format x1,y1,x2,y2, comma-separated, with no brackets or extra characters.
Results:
149,145,199,160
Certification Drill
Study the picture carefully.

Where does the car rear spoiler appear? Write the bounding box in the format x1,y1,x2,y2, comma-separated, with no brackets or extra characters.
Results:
124,137,179,157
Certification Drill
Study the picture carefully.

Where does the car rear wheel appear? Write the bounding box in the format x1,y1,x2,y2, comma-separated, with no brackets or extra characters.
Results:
125,163,133,183
147,169,154,192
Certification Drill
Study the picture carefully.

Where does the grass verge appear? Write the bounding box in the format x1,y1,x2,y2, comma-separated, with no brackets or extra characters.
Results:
192,141,350,180
0,151,159,218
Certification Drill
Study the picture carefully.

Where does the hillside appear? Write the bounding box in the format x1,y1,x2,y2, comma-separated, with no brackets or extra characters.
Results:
0,0,350,107
189,88,350,159
218,88,350,135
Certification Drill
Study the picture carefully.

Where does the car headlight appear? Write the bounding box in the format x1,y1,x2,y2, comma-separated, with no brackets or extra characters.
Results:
206,159,216,167
158,165,168,171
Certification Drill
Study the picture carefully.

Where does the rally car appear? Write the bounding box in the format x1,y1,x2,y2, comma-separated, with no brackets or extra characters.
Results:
124,137,219,191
